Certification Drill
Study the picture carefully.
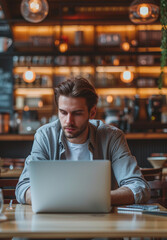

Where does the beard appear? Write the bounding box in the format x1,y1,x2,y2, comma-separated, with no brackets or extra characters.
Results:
62,119,89,139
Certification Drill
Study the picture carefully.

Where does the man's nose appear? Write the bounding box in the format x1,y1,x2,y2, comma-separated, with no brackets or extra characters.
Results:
66,113,74,124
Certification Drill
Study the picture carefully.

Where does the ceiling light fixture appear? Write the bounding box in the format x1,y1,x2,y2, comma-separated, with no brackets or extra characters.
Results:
20,0,49,23
129,0,159,24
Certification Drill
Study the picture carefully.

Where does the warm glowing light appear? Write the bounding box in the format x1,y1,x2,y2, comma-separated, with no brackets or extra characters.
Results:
54,39,60,46
20,0,49,23
29,0,42,13
121,41,130,51
23,69,36,83
138,4,150,17
24,105,30,111
106,95,113,103
131,39,138,46
129,0,159,24
120,70,134,83
113,58,120,66
59,42,68,53
38,100,43,107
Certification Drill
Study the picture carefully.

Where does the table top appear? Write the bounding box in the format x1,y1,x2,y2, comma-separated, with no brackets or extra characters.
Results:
1,204,167,239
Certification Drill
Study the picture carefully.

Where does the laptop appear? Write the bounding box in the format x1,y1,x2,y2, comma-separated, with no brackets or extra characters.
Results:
29,160,111,213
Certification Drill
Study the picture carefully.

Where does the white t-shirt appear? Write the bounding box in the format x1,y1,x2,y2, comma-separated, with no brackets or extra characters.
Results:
65,139,91,161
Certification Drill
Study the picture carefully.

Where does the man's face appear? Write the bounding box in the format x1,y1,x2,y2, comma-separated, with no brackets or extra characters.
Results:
58,95,96,144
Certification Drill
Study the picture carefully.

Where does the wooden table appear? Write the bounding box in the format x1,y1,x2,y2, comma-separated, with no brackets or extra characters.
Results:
0,204,167,239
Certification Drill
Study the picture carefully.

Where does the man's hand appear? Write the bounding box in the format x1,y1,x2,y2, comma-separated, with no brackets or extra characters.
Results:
25,187,32,205
111,186,135,205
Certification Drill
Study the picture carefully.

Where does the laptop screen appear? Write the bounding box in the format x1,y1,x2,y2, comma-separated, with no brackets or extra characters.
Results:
29,160,111,213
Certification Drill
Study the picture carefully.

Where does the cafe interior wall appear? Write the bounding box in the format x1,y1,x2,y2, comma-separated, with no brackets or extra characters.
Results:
0,0,167,168
0,0,167,135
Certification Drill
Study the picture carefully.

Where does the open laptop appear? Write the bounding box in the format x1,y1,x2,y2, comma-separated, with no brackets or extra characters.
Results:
29,160,111,213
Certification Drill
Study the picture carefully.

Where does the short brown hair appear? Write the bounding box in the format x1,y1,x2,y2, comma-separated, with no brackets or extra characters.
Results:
54,77,98,111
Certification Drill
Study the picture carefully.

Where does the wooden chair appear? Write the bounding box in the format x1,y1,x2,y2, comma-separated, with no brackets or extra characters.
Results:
140,167,163,181
1,158,25,169
140,167,166,207
0,178,19,204
0,158,24,204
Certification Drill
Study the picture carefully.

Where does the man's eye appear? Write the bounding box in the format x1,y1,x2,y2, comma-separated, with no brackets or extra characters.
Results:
60,111,67,115
75,112,82,116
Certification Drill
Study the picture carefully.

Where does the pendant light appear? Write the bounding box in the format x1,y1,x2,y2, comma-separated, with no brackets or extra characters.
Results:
120,68,134,83
129,0,159,24
58,25,68,53
21,0,49,23
23,67,36,83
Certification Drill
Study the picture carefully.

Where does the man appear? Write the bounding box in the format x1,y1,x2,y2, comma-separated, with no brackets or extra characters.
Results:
16,77,150,205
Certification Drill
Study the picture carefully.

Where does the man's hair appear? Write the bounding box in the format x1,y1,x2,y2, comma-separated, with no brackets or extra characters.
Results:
54,77,98,111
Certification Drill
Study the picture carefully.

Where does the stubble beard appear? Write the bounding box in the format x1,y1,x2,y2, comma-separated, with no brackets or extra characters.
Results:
62,120,89,139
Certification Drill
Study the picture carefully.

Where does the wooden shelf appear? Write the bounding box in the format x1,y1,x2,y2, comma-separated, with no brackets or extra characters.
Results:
14,106,53,111
126,133,167,140
0,133,167,141
15,88,54,95
0,134,34,141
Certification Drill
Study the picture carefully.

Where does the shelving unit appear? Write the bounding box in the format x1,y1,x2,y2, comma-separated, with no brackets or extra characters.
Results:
10,23,166,121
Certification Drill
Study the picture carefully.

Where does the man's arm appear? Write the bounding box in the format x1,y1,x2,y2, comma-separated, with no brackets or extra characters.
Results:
110,186,134,205
25,187,32,205
107,128,150,204
15,130,50,204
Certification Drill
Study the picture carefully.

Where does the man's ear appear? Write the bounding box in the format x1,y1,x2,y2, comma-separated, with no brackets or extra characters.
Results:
89,106,97,119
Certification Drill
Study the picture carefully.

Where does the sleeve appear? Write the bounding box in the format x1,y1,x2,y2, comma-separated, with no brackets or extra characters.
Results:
15,130,50,204
110,130,151,203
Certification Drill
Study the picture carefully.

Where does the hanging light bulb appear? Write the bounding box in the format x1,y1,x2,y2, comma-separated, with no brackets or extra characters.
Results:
129,0,159,24
23,68,36,83
58,35,68,53
20,0,49,23
120,68,134,83
59,42,68,53
112,58,120,66
121,41,130,51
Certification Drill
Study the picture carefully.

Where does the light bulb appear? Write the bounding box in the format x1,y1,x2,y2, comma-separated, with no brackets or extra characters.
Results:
21,0,49,23
59,42,68,53
113,58,120,66
129,0,159,24
120,70,134,83
106,95,113,103
138,4,150,17
29,0,42,13
121,42,130,51
23,69,36,83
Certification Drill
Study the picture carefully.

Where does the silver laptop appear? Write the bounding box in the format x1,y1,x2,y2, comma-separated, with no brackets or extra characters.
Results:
29,160,111,213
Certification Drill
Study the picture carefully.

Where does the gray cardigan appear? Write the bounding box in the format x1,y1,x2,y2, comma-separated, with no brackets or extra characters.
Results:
15,119,150,204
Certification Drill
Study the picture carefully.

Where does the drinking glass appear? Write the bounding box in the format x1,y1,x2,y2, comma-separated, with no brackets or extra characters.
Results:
0,188,4,214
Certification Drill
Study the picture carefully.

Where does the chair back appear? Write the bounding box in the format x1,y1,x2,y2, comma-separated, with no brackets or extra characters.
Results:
140,167,165,206
0,178,19,204
140,167,162,181
0,158,24,204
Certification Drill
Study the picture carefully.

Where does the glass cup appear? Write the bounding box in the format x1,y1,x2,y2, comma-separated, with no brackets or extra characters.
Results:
0,189,4,214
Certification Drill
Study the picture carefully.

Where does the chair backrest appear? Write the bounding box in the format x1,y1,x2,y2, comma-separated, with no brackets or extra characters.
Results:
140,167,165,205
0,178,19,204
0,158,24,204
1,158,25,169
140,167,163,181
